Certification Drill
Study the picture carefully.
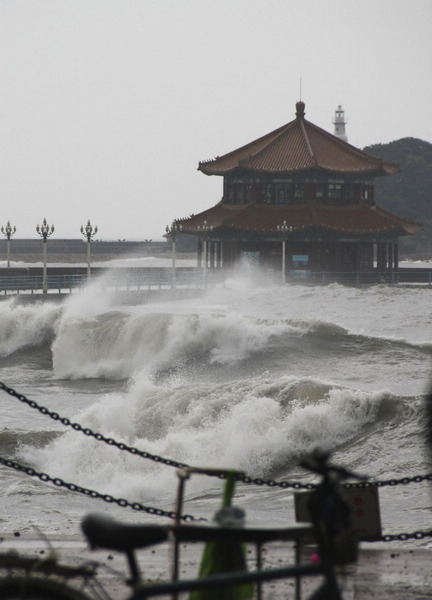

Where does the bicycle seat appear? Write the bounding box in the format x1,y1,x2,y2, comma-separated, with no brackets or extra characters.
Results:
82,513,169,552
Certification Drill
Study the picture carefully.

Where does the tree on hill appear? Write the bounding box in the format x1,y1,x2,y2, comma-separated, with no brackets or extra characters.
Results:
363,137,432,256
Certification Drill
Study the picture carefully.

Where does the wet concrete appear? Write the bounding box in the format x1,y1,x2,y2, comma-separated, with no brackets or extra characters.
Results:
2,534,432,599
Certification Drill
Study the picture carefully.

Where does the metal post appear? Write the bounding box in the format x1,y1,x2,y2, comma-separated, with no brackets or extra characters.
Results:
81,220,98,279
277,221,293,283
1,221,16,268
43,240,48,293
197,220,213,288
203,238,207,287
36,218,54,294
166,221,182,289
282,239,286,283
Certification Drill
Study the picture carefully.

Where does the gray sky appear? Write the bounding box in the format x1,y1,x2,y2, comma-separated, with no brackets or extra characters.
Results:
1,0,431,240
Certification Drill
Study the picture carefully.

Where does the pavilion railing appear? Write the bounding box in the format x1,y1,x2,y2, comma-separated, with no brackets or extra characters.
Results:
290,269,432,286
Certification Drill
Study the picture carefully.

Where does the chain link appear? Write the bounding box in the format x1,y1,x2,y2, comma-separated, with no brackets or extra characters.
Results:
0,455,203,522
364,529,432,543
3,454,432,544
4,381,432,540
0,381,191,470
2,380,432,491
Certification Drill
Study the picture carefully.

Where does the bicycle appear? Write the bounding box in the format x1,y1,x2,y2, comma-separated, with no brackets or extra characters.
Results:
0,456,363,599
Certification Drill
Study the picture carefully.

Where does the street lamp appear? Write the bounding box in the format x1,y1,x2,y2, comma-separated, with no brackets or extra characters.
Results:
277,220,293,283
197,220,213,287
81,220,98,279
165,221,182,288
36,218,55,294
1,221,16,268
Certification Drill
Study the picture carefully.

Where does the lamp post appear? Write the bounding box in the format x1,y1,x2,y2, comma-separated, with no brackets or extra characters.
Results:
197,220,213,287
1,221,16,268
277,220,293,283
36,218,54,294
81,220,98,279
165,221,182,288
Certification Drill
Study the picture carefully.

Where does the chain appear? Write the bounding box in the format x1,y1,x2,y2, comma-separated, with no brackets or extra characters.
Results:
343,474,432,489
0,455,203,522
2,455,432,543
2,380,432,492
0,381,190,470
4,380,432,539
364,529,432,543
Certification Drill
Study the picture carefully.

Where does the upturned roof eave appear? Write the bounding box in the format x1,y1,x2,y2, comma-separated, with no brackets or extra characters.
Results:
198,164,394,177
198,104,400,177
176,201,423,237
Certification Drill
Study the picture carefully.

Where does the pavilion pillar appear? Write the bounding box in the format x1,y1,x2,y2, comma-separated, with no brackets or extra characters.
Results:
377,243,386,271
388,242,394,271
207,242,213,268
210,241,216,268
216,242,222,267
393,242,399,269
197,240,203,268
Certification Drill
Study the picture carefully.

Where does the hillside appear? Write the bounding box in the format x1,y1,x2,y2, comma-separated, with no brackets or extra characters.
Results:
363,137,432,256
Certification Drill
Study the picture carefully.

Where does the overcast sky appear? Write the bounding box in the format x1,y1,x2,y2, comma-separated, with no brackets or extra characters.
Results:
1,0,431,240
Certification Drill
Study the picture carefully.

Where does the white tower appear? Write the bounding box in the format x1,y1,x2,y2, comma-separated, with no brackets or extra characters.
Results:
333,105,348,142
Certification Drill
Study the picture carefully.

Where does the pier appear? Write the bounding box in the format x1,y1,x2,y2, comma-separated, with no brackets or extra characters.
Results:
0,266,431,303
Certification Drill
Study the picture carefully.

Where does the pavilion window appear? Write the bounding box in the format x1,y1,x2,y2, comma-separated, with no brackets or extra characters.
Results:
261,184,272,204
275,183,292,205
362,185,374,204
236,183,244,204
226,182,235,204
315,185,325,201
328,183,342,203
345,185,355,204
294,184,304,202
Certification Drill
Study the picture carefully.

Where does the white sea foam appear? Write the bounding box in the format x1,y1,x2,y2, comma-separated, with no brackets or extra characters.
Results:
19,374,396,505
4,278,431,535
0,301,62,356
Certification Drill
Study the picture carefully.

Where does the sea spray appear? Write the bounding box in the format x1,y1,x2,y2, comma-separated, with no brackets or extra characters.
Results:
0,301,61,357
18,375,400,506
2,281,431,537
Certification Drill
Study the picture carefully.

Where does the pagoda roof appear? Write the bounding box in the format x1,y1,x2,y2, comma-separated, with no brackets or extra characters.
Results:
177,202,422,237
198,102,399,177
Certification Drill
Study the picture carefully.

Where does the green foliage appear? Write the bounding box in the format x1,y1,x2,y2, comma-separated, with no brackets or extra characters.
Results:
364,137,432,256
364,137,432,221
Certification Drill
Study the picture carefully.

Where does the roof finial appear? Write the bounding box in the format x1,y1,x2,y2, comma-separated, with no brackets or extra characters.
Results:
296,101,305,119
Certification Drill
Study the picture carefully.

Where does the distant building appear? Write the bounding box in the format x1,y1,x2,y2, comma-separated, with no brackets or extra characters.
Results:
174,102,422,277
333,105,348,142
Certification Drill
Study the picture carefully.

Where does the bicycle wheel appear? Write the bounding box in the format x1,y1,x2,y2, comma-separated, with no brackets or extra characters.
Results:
0,576,93,600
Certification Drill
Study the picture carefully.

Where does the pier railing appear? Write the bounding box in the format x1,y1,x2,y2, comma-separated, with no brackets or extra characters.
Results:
0,274,85,295
0,269,225,296
0,267,430,296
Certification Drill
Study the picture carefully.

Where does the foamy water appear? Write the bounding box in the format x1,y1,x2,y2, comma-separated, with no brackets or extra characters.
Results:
0,265,431,545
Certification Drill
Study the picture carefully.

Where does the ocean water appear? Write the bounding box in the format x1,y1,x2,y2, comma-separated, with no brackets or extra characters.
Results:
1,263,432,551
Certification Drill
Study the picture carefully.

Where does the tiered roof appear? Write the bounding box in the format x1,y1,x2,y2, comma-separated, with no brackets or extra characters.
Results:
198,102,399,177
177,102,422,238
178,202,422,236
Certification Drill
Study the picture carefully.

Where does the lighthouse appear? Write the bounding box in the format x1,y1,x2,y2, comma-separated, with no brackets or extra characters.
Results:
333,105,348,142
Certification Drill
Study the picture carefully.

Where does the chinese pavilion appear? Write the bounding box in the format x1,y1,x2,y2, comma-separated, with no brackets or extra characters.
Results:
174,102,422,277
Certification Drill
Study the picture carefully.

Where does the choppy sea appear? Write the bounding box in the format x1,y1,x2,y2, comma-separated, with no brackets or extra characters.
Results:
1,259,432,550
